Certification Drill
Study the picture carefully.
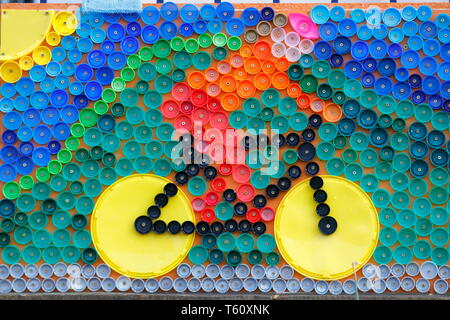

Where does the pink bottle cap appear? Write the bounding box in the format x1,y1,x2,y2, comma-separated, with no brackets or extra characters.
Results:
180,101,194,114
191,197,206,212
209,112,229,130
237,183,256,202
190,89,208,106
161,100,180,119
232,164,251,183
192,107,210,125
208,141,225,163
205,191,219,206
288,13,319,40
172,82,191,101
218,164,232,176
174,115,193,132
207,97,221,112
260,207,275,222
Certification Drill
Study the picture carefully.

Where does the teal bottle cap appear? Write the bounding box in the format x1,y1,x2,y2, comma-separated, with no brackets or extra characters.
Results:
318,122,337,142
116,158,134,176
408,178,428,197
360,174,379,193
344,163,363,182
390,172,409,191
22,245,41,264
43,246,61,264
398,228,416,246
374,161,393,181
217,232,236,252
256,234,276,253
189,245,209,264
52,210,71,229
373,245,393,264
215,201,234,221
413,240,431,259
372,189,391,208
316,142,335,160
378,207,396,227
397,209,415,228
53,228,71,247
342,148,358,163
393,246,412,264
412,197,431,217
187,176,207,196
360,148,378,167
415,217,432,236
62,245,81,264
326,157,345,176
430,207,448,226
248,249,263,264
379,227,397,246
236,234,255,253
431,247,449,266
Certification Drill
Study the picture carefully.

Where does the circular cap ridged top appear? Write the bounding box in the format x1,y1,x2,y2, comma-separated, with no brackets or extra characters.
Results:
91,174,195,278
275,175,379,280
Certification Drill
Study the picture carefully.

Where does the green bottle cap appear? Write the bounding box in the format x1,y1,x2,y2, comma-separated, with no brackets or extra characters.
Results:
170,36,185,51
185,38,199,53
227,36,242,51
2,181,21,200
198,33,212,48
70,123,85,138
212,33,227,47
139,47,153,61
127,54,141,69
152,39,171,58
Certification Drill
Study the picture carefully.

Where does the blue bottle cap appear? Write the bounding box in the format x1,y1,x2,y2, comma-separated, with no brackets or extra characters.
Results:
14,96,29,112
337,117,356,136
2,130,17,145
403,21,418,37
439,28,450,45
108,51,127,70
33,125,52,144
429,94,443,109
180,4,199,23
260,6,274,21
30,91,49,109
61,36,76,50
76,22,91,38
106,23,125,42
120,36,139,55
87,50,106,69
103,13,121,24
378,57,396,76
141,25,159,45
45,61,61,77
88,13,104,28
436,13,450,28
90,27,106,44
32,147,51,167
15,77,35,96
362,57,377,72
338,19,357,37
95,66,114,86
216,2,234,22
423,39,440,57
0,98,13,113
374,77,392,95
370,127,388,148
199,4,215,21
48,140,61,154
3,111,22,130
373,24,388,40
142,6,160,25
314,41,333,59
179,23,194,37
75,64,93,82
441,43,450,62
395,67,409,82
0,145,18,164
422,76,440,95
408,74,422,89
311,5,329,24
226,18,244,37
122,12,139,22
60,61,75,78
410,160,429,178
358,109,378,129
330,6,345,22
417,5,432,22
242,7,260,27
319,22,338,41
159,21,178,40
351,41,369,60
402,6,416,21
23,108,40,127
388,43,402,59
50,90,68,107
29,65,46,82
350,8,365,23
419,57,438,76
344,60,362,79
330,53,343,67
41,107,60,125
19,142,33,156
60,105,78,124
55,74,69,90
77,37,94,53
193,20,207,35
357,25,372,41
69,81,83,96
410,141,429,159
393,81,411,100
207,19,222,34
420,21,437,39
411,90,426,104
160,1,178,21
430,149,449,167
18,127,32,142
333,36,351,55
101,40,115,54
383,8,401,27
16,156,33,175
52,122,70,140
67,49,82,64
40,78,55,94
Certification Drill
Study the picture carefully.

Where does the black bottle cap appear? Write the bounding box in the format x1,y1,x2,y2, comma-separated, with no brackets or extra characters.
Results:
203,166,218,180
286,132,300,146
153,220,167,234
253,195,267,208
175,171,189,185
134,216,152,234
223,189,237,202
242,135,257,150
309,176,324,190
224,219,238,233
302,128,316,142
199,154,211,168
319,216,337,235
316,203,330,217
211,221,224,235
234,202,248,216
147,205,161,220
297,142,316,161
252,221,266,235
196,221,210,235
272,134,285,147
238,220,252,233
314,189,328,203
306,162,320,176
277,177,291,191
154,193,169,208
309,114,322,128
288,165,302,179
167,221,181,234
164,183,178,197
181,221,195,234
186,164,200,176
265,184,280,198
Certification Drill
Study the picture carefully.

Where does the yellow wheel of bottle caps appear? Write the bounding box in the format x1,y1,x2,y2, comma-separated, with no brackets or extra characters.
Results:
19,56,34,71
275,175,379,280
32,46,52,65
52,11,77,36
91,174,195,278
46,31,61,46
0,60,22,83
